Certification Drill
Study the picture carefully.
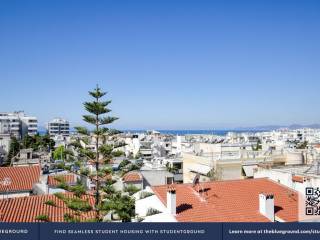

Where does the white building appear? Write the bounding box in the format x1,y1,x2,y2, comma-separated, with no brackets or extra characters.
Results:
0,111,38,138
0,113,21,138
47,118,70,137
20,115,38,136
254,161,320,195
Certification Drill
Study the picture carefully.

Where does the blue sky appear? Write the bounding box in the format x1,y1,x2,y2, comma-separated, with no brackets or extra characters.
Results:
0,0,319,130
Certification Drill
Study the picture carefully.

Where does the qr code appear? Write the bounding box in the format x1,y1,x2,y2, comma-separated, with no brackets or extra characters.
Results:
305,187,320,215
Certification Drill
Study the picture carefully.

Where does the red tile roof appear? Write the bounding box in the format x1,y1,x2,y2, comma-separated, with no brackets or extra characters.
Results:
292,175,305,183
0,165,40,192
152,178,299,222
123,172,142,182
47,174,77,187
0,193,95,222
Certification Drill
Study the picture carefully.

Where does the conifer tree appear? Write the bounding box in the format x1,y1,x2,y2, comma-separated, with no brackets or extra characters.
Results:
7,136,20,163
76,85,119,220
39,85,135,222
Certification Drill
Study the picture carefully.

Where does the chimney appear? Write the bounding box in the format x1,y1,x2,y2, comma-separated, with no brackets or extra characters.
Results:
259,193,275,222
167,186,176,216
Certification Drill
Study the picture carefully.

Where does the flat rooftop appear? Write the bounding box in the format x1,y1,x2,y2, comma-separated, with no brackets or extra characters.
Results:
267,164,320,178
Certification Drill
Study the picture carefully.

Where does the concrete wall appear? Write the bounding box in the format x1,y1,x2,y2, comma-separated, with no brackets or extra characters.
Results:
220,164,242,180
0,192,30,199
254,167,320,195
182,152,213,183
135,194,167,217
182,152,242,183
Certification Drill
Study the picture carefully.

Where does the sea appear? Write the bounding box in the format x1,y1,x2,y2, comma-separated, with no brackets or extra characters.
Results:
118,129,264,136
38,129,264,136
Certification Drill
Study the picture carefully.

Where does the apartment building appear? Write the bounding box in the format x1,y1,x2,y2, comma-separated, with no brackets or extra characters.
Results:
21,115,38,136
0,113,20,138
47,118,70,137
0,111,38,138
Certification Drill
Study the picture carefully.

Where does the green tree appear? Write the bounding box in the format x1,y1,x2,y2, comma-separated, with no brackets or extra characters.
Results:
53,146,66,160
8,136,20,162
22,135,34,149
296,141,308,149
42,86,134,222
41,134,56,151
53,145,74,161
21,134,55,152
112,150,124,157
102,192,135,222
124,184,140,196
207,166,222,181
73,85,124,221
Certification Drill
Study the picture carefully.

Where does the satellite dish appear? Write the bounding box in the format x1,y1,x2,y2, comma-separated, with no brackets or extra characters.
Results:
192,173,200,187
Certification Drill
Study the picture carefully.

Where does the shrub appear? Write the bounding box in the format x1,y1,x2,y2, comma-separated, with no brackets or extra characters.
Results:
44,200,56,206
119,160,130,169
64,213,80,223
112,150,124,157
70,184,86,197
35,214,49,221
54,192,65,200
57,182,69,190
124,184,140,196
66,198,92,212
80,168,89,176
146,208,161,216
139,191,154,199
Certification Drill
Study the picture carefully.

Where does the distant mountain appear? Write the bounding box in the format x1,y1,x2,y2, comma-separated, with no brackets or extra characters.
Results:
287,124,320,129
237,124,320,131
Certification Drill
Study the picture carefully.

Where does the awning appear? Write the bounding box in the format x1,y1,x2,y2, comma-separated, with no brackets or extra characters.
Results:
189,164,212,176
242,165,257,177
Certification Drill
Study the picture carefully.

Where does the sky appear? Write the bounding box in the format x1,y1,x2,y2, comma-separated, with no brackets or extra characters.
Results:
0,0,320,130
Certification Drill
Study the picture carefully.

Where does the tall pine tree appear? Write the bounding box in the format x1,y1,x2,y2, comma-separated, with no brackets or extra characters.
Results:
75,85,121,221
37,85,135,222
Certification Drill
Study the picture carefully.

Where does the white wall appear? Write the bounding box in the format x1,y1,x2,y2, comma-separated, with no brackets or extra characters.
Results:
254,168,320,195
135,194,167,217
0,192,30,199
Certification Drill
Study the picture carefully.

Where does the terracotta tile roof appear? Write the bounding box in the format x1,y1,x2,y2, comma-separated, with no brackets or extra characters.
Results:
0,165,40,192
47,174,77,187
0,193,95,222
123,172,142,182
152,178,299,222
292,175,305,183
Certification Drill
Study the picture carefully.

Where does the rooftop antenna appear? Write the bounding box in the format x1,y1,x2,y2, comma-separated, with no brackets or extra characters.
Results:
192,173,200,187
192,173,206,200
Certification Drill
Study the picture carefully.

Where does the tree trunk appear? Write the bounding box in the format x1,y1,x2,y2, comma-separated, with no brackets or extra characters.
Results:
95,96,100,221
